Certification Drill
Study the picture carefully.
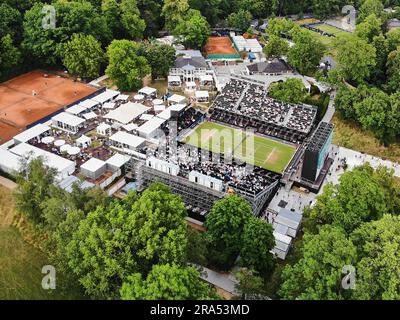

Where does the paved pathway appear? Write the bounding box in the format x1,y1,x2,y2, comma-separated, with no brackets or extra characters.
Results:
0,176,17,190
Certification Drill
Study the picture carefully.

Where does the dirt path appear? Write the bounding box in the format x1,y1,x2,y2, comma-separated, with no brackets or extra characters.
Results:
0,176,17,190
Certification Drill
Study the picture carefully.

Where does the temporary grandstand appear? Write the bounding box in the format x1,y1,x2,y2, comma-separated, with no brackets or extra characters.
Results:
204,37,241,60
209,78,317,144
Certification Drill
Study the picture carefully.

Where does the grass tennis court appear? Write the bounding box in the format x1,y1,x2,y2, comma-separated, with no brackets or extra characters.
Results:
183,122,296,173
315,24,347,36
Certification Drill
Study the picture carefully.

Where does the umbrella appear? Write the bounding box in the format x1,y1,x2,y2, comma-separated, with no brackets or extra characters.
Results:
41,136,54,144
54,139,66,147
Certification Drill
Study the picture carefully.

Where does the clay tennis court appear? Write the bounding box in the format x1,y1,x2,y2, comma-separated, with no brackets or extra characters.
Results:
0,71,98,143
204,37,240,58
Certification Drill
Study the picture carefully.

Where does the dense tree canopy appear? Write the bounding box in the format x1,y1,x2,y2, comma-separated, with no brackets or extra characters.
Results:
268,78,308,104
105,39,151,91
174,9,210,49
263,35,289,59
61,33,104,78
227,9,253,32
120,264,216,300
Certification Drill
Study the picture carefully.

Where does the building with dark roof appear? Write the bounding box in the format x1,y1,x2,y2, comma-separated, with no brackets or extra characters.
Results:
169,51,210,82
246,59,292,75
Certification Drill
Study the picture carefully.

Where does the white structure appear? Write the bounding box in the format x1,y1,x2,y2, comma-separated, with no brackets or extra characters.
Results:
79,99,99,110
140,114,154,121
109,131,146,152
136,117,166,139
80,158,107,180
138,87,157,99
0,148,22,175
273,209,302,238
76,135,91,148
66,104,87,116
102,102,116,109
157,104,186,121
51,112,85,133
194,91,209,103
185,81,196,91
199,74,213,87
146,157,180,176
9,143,75,180
122,123,138,132
82,112,97,120
168,75,182,88
92,89,120,105
13,124,51,145
271,231,292,260
58,175,95,193
116,94,129,102
189,171,223,191
104,102,150,125
106,153,130,171
232,36,262,53
168,94,186,105
96,123,111,136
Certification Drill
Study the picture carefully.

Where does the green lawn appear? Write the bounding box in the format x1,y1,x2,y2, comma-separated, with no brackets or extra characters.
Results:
315,24,347,36
0,186,84,300
183,121,296,173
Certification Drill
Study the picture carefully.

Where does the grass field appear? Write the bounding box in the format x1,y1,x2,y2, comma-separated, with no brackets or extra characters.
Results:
0,186,83,300
183,122,296,173
315,24,347,36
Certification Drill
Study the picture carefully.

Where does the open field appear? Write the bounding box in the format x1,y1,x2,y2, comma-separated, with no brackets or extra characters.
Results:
332,114,400,164
0,185,83,299
183,121,296,173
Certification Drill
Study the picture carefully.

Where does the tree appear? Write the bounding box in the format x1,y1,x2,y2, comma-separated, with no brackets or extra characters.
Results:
263,35,289,59
354,88,400,145
0,3,21,39
189,0,221,26
311,0,347,19
334,33,376,84
205,195,253,269
162,0,189,32
120,0,146,39
120,264,216,300
234,268,267,300
386,28,400,52
61,33,104,78
387,46,400,93
65,183,188,298
105,39,151,91
268,78,308,104
350,215,400,300
266,17,295,37
186,228,208,266
279,225,357,300
358,0,384,23
227,9,253,32
14,157,58,226
140,42,175,79
137,0,163,37
287,30,325,75
174,9,210,49
240,217,275,276
355,14,383,43
0,34,21,78
304,164,389,234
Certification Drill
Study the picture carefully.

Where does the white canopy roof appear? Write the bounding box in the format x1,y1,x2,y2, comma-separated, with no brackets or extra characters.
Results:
0,148,22,174
153,99,163,105
157,104,186,120
154,104,166,112
102,102,116,109
195,91,209,98
104,102,150,125
92,89,120,104
185,81,196,87
138,86,157,96
116,94,129,101
10,143,75,178
168,94,186,104
168,75,181,82
97,123,111,132
137,117,166,136
122,123,138,132
79,99,98,109
110,131,146,148
140,114,154,121
232,36,262,53
52,112,85,127
81,158,106,173
66,104,87,115
76,135,91,145
82,112,97,120
13,124,51,143
134,94,145,100
106,153,130,168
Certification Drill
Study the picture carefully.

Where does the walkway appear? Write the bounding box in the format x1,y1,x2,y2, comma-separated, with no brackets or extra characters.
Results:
0,176,17,190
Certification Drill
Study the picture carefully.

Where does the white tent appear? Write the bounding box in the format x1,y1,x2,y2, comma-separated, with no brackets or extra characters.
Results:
80,158,106,180
122,123,138,132
106,153,130,169
199,74,213,84
52,112,85,133
154,104,166,112
168,94,186,105
96,123,111,136
76,135,91,147
195,90,209,102
140,114,154,121
136,117,166,139
138,86,157,97
82,112,97,120
102,102,116,109
104,102,150,125
92,89,120,104
116,94,129,102
66,104,87,115
0,149,22,175
168,75,181,87
157,104,186,121
13,124,51,144
10,143,75,180
109,131,146,150
79,99,99,109
185,81,196,90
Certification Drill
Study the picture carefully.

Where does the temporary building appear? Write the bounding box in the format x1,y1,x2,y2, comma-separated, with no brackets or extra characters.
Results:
92,89,120,104
168,94,186,105
136,117,166,139
96,123,111,136
76,135,91,148
138,86,157,98
80,158,106,180
104,102,150,125
13,124,51,144
109,131,146,151
0,148,22,175
52,112,85,133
